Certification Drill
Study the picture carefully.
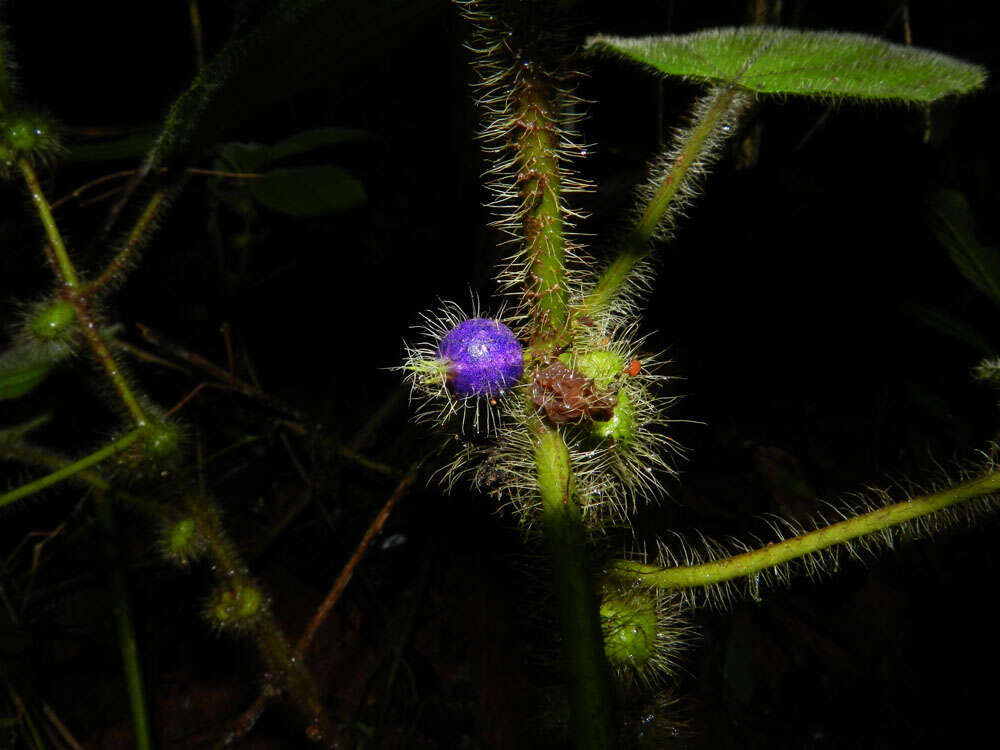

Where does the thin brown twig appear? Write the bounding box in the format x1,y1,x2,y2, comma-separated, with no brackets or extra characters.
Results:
222,458,424,743
41,703,83,750
296,457,424,657
51,168,266,210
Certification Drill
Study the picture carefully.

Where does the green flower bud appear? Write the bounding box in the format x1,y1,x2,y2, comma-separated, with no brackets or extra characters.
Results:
161,517,205,566
143,422,183,462
568,350,625,389
0,112,60,164
29,301,75,341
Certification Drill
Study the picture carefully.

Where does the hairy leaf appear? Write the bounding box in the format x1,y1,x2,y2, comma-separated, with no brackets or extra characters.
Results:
586,27,986,103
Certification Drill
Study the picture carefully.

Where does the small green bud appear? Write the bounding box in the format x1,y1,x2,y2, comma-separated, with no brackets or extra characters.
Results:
569,350,626,389
29,301,76,341
207,581,267,630
162,517,205,565
143,422,183,461
5,119,40,151
0,112,60,163
600,589,658,668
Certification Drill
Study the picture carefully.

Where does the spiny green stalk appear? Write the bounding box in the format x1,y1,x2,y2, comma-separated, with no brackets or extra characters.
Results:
615,469,1000,592
534,427,614,750
518,77,569,341
0,429,143,509
581,85,746,316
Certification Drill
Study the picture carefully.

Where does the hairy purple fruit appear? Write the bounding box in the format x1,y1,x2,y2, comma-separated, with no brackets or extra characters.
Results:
437,318,523,397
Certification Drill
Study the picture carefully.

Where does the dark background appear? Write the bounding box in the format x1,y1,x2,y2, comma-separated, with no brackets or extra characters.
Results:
2,1,999,747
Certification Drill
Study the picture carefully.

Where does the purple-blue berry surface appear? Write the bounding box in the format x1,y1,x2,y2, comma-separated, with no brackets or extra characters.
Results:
437,318,524,397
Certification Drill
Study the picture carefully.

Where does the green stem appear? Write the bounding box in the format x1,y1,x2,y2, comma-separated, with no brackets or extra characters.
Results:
94,493,153,750
581,85,742,315
1,441,167,518
18,157,150,426
535,428,614,750
615,469,1000,590
516,75,569,343
72,300,149,426
0,429,143,509
18,160,80,289
84,189,167,295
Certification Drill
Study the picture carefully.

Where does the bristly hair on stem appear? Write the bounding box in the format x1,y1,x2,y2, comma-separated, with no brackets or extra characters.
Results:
457,0,592,343
613,450,1000,611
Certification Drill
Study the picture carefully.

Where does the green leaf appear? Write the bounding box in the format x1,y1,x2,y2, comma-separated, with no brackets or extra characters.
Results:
909,306,995,356
585,28,986,103
926,189,1000,305
217,142,272,173
268,127,378,163
0,342,63,400
247,165,365,216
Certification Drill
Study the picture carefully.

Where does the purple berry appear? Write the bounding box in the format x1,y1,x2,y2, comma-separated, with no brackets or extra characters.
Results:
437,318,524,397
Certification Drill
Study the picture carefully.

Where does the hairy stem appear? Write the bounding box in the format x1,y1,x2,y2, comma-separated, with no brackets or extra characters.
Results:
0,440,166,518
19,159,80,289
84,189,167,295
19,158,150,425
535,427,614,750
581,85,745,314
0,429,143,509
517,75,569,340
181,492,333,741
615,469,1000,590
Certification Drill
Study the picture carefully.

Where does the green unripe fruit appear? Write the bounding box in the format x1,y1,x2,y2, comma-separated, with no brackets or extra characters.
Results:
30,301,76,341
209,581,266,629
600,589,658,668
592,388,635,444
143,422,183,461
